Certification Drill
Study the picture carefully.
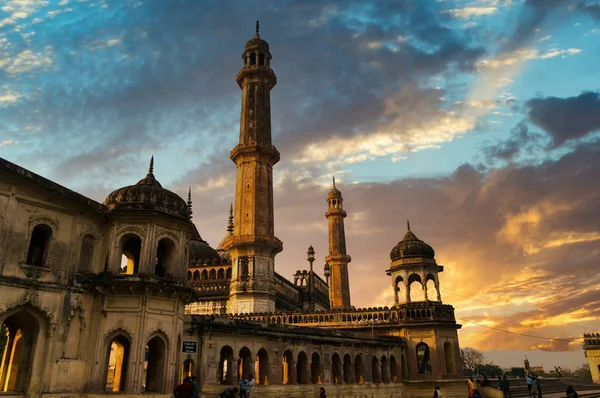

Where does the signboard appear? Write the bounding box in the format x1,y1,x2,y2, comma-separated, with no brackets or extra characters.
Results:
182,341,197,353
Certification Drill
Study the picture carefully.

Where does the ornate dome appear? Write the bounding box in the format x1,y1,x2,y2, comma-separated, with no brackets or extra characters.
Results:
328,177,342,199
189,239,220,265
245,21,269,50
390,222,435,261
103,157,191,221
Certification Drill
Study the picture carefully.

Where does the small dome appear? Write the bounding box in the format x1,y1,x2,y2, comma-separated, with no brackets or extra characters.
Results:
390,223,435,261
215,234,232,263
103,157,190,221
189,239,220,265
328,177,342,199
245,21,269,51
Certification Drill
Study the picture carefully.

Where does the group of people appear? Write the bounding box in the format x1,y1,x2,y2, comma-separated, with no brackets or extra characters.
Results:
218,376,327,398
526,373,543,397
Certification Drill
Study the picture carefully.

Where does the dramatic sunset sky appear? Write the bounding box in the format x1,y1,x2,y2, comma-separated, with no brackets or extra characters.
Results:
1,0,599,368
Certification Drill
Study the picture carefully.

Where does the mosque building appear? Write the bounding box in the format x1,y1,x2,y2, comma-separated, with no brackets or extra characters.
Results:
0,22,466,397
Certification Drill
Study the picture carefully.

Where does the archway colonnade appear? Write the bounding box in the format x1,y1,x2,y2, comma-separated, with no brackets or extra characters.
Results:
216,345,405,386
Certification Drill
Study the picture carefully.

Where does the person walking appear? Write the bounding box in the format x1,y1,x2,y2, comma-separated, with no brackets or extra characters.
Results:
319,386,326,398
239,375,249,398
173,377,193,398
502,374,511,398
535,376,542,397
526,374,533,397
432,385,442,397
246,375,256,398
189,376,199,398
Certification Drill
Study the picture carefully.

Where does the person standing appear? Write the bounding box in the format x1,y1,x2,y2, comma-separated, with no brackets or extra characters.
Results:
246,374,256,398
535,376,542,397
526,374,533,397
432,385,442,397
190,376,199,398
319,387,326,398
502,374,511,398
173,377,193,398
239,375,249,398
498,375,503,392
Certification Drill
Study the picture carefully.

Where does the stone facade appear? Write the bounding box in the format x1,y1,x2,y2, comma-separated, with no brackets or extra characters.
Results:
0,22,468,398
584,334,600,384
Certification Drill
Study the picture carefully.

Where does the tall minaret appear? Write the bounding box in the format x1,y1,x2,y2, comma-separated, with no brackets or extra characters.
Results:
325,177,352,309
225,21,282,314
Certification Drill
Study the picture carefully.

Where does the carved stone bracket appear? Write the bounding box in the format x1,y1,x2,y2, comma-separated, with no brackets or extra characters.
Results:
19,263,52,279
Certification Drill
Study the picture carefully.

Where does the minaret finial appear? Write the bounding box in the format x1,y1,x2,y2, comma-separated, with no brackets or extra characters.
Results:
149,155,154,173
407,219,411,231
255,20,260,35
187,187,193,218
227,203,234,234
332,176,336,188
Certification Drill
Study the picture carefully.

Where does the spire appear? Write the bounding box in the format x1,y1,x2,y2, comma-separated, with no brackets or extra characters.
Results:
332,176,336,188
187,187,193,218
149,155,154,173
255,20,260,37
407,219,411,231
226,203,234,234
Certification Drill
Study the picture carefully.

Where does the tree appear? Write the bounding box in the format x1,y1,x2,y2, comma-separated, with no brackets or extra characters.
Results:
461,347,486,371
572,363,592,381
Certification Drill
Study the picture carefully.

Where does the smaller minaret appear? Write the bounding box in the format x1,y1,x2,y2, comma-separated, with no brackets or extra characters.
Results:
227,203,234,234
187,187,193,219
325,177,352,309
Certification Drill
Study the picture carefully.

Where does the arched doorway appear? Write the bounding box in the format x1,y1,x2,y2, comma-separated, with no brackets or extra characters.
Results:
105,334,130,392
331,353,342,384
343,354,353,384
219,346,234,384
144,336,166,392
155,238,175,277
181,359,194,383
381,356,389,383
310,352,321,384
238,347,252,381
390,355,398,382
282,350,293,384
296,351,308,384
0,310,42,392
354,354,364,384
371,356,380,383
256,348,269,385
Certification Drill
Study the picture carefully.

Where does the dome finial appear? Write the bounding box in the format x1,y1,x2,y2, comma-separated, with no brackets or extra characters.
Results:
187,187,193,218
255,20,260,36
149,155,154,173
332,176,336,188
407,219,411,231
227,203,234,234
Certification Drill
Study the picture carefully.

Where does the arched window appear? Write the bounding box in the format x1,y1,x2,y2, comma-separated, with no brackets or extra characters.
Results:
416,343,431,374
408,274,424,302
193,270,200,281
26,224,52,266
390,355,398,382
0,310,42,392
444,341,455,374
238,347,252,381
218,346,234,385
296,351,308,384
382,356,390,383
343,354,353,384
282,350,293,385
226,268,232,279
256,348,269,385
77,234,95,273
426,275,436,301
311,352,321,384
249,52,256,65
354,354,364,384
258,53,265,66
209,268,216,280
120,235,141,275
144,336,167,392
217,268,225,279
155,238,176,277
371,356,380,383
187,271,192,281
105,334,130,392
201,270,208,280
331,353,342,384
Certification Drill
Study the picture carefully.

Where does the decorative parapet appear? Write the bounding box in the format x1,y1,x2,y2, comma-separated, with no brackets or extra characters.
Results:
584,333,600,349
224,301,456,327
